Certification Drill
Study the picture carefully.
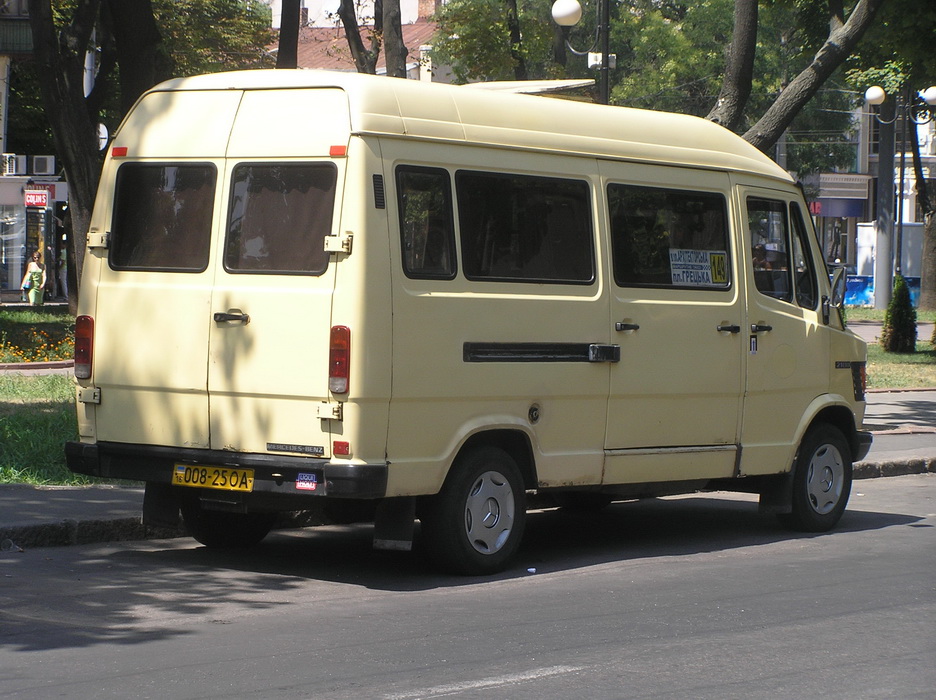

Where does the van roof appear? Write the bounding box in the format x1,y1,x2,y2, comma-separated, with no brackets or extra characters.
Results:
142,70,792,182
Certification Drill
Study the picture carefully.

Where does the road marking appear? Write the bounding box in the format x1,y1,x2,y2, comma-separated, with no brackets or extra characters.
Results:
384,665,585,699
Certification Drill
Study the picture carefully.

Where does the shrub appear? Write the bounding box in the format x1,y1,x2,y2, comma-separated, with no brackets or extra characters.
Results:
880,274,917,353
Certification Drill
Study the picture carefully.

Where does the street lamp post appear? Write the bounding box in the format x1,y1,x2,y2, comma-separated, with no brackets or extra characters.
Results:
551,0,612,105
864,84,936,309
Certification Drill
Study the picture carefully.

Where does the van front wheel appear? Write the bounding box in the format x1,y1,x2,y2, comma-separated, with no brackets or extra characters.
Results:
180,499,275,549
422,447,527,575
780,425,852,532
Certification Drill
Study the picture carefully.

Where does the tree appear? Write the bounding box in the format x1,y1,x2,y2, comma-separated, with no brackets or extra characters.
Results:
846,0,936,310
27,0,106,311
276,0,300,68
705,0,757,131
336,0,408,78
880,274,917,352
23,0,273,309
430,0,558,84
739,0,887,152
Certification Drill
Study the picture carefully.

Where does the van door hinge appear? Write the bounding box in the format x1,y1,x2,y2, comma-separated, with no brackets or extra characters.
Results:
324,232,353,255
87,232,110,249
317,401,343,420
78,387,101,404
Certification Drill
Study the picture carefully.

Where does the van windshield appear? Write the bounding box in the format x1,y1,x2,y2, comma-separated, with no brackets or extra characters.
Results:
110,163,216,272
224,163,337,275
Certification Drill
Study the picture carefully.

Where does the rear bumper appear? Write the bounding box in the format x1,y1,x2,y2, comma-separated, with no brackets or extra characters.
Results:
66,441,388,500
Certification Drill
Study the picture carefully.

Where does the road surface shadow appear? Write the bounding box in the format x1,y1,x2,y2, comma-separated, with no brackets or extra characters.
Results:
137,492,923,591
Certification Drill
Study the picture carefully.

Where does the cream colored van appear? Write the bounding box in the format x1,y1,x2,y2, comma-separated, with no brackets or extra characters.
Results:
66,70,871,574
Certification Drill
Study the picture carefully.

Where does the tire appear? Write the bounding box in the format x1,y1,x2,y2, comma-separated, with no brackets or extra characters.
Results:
180,499,275,549
779,424,852,532
421,446,527,575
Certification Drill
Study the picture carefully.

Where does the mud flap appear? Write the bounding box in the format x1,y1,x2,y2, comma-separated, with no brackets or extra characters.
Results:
758,472,794,515
143,482,183,529
373,497,416,551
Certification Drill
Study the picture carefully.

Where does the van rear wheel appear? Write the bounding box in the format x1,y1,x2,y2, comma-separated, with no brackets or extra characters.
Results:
180,499,275,549
421,446,526,575
779,424,852,532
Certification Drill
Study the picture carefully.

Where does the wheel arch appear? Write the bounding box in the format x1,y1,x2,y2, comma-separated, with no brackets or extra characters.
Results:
458,429,538,491
808,403,860,459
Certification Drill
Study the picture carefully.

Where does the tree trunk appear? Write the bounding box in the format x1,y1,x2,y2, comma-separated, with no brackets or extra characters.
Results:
276,0,300,69
104,0,169,112
911,107,936,310
921,214,936,311
28,0,103,310
706,0,757,131
337,0,379,74
505,0,528,81
742,0,885,152
382,0,408,77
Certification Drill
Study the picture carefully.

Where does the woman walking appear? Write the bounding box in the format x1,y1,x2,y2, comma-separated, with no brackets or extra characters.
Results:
20,251,47,306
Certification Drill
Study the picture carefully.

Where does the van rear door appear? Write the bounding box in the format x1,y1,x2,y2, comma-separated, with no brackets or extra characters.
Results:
91,90,243,449
206,88,350,458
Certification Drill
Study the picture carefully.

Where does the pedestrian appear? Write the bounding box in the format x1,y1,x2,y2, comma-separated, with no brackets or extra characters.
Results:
20,251,47,306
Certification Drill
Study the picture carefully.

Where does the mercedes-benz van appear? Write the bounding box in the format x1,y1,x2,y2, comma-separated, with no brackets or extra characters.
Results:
66,70,871,574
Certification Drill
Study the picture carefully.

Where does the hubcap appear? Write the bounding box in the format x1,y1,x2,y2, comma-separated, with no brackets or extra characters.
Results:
464,470,515,554
805,443,844,515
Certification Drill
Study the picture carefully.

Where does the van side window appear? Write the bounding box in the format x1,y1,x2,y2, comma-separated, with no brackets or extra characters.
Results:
748,198,793,303
747,197,818,309
790,202,818,309
110,164,215,272
456,171,594,284
224,163,336,275
608,184,730,289
396,166,456,279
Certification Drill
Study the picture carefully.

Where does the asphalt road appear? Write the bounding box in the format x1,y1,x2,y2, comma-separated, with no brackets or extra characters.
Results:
1,474,933,700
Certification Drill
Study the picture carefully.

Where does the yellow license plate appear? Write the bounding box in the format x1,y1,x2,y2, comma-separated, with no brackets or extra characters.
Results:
173,464,254,492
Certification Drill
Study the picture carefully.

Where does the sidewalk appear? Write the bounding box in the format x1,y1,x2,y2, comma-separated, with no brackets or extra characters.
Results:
1,389,934,552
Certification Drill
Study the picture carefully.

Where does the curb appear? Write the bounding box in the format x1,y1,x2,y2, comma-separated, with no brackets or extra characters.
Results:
0,360,73,372
0,519,184,551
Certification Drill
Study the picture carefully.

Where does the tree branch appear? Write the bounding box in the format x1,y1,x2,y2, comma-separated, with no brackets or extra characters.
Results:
742,0,886,152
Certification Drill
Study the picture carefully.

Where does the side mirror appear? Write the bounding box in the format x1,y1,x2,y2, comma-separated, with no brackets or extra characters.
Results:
830,266,847,307
824,267,847,325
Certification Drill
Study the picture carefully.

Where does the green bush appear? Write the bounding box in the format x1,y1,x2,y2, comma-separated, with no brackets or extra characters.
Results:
880,274,917,353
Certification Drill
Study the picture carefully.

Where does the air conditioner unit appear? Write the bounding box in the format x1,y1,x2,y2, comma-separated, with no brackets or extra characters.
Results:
2,154,26,176
29,155,56,176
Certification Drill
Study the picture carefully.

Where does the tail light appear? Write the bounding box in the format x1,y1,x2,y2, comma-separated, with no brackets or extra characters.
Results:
75,315,94,379
329,325,350,394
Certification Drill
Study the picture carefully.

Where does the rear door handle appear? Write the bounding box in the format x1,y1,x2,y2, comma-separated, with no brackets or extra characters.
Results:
214,311,250,324
717,324,741,333
751,324,773,333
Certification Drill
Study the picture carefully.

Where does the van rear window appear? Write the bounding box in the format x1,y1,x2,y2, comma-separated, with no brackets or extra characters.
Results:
224,163,337,275
110,164,215,272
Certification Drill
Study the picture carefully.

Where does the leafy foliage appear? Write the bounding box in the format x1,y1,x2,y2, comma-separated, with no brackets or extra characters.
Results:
7,0,274,155
153,0,275,77
430,0,560,83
